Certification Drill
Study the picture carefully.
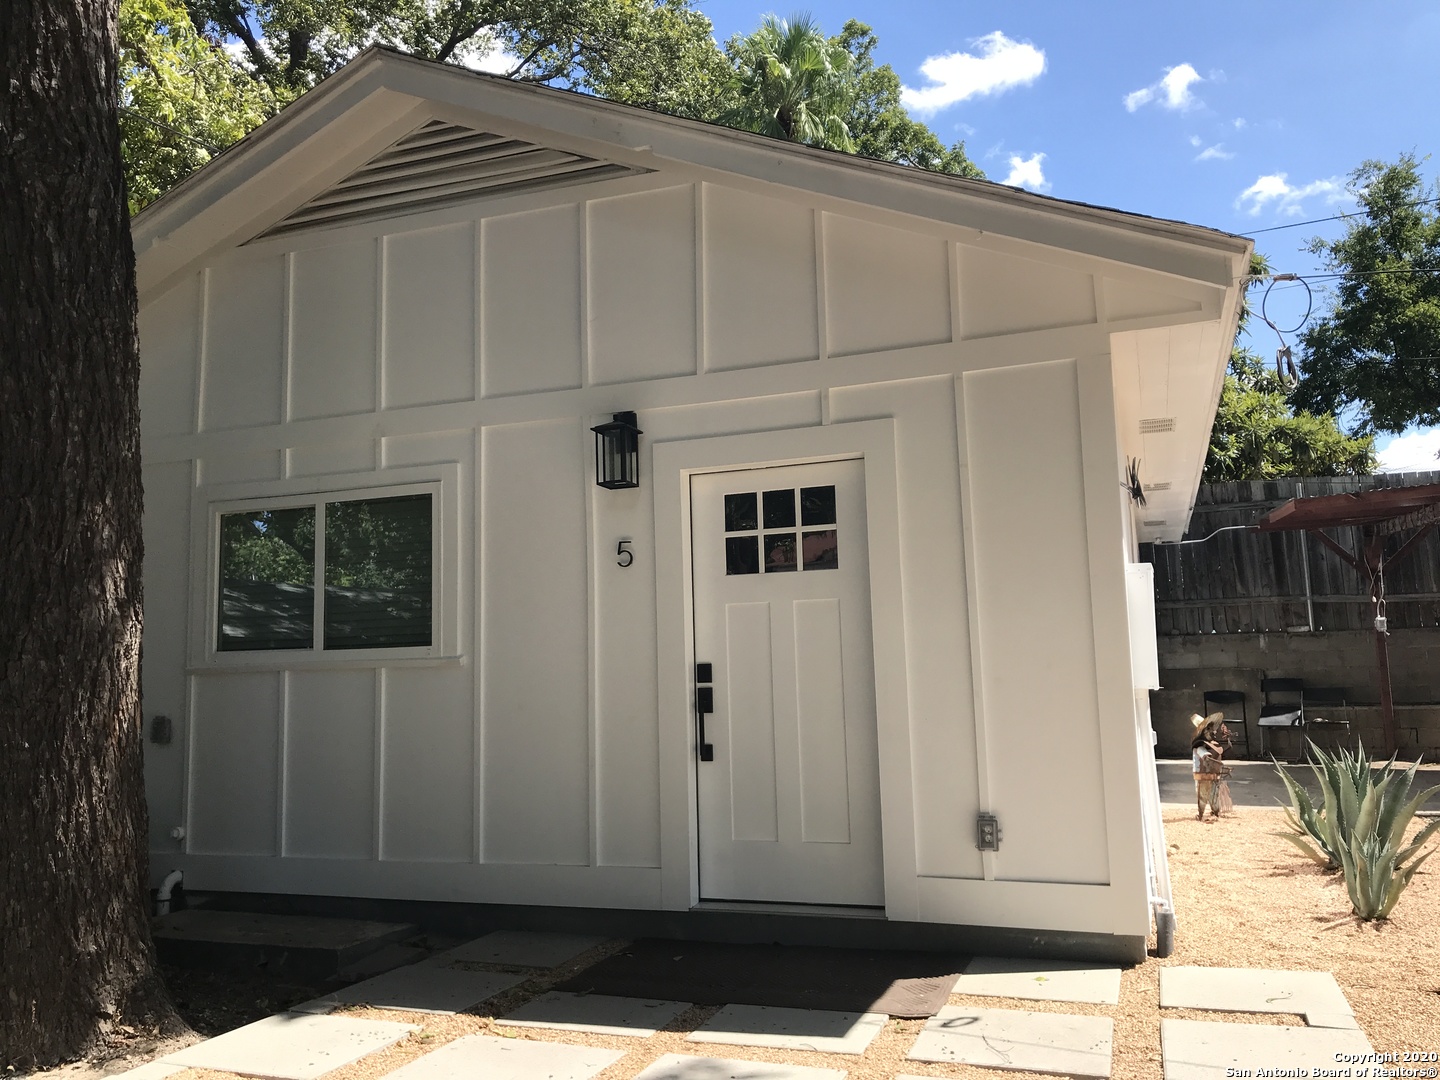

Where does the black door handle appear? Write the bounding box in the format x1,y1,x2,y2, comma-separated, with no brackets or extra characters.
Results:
696,685,714,760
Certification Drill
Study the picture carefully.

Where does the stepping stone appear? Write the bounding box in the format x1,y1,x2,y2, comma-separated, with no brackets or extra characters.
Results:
633,1054,845,1080
161,1012,416,1080
318,964,526,1014
687,1004,886,1055
1161,1018,1373,1079
498,991,691,1037
104,1064,186,1080
338,943,429,982
1159,967,1359,1028
908,1005,1113,1078
953,957,1122,1005
428,930,605,969
378,1034,623,1080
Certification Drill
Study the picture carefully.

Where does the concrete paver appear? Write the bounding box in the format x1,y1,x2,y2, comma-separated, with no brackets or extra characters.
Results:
632,1053,846,1080
315,964,526,1014
160,1012,417,1080
908,1004,1114,1078
497,991,691,1037
428,930,605,969
953,957,1122,1005
687,1004,886,1055
1159,966,1358,1028
376,1034,624,1080
1161,1018,1374,1079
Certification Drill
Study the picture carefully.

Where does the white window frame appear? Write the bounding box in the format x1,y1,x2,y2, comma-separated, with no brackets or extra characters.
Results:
188,464,461,669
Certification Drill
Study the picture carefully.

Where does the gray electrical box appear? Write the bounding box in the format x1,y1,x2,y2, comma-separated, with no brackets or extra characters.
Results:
977,812,1001,851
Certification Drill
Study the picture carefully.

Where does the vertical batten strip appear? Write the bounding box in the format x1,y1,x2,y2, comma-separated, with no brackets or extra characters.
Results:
281,251,295,478
579,200,591,388
694,183,706,374
953,372,995,881
471,432,484,863
182,674,197,854
813,210,829,363
1092,276,1109,327
473,216,484,403
948,241,963,344
583,419,600,868
377,235,389,411
277,671,291,856
195,267,211,434
375,667,387,860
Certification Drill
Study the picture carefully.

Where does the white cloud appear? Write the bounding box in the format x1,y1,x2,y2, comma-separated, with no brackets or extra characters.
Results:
1195,144,1235,162
459,36,519,74
1189,134,1202,147
1001,152,1048,192
901,32,1046,115
1233,117,1247,130
1124,62,1203,112
1377,428,1440,473
1235,173,1347,216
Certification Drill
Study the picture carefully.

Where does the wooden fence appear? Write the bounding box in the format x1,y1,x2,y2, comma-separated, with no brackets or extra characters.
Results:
1145,472,1440,636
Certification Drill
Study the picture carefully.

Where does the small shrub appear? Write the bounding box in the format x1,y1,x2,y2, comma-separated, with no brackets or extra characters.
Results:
1276,741,1440,919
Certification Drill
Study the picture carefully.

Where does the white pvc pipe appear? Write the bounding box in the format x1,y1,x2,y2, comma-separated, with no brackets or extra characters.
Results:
155,869,184,916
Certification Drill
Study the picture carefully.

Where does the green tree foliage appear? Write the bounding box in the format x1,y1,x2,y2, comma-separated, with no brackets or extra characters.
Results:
1203,349,1375,481
119,0,288,211
721,13,856,151
832,20,981,177
1291,154,1440,434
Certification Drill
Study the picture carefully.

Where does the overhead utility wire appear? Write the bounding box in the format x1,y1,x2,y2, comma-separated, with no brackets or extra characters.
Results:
1245,195,1440,235
119,106,222,153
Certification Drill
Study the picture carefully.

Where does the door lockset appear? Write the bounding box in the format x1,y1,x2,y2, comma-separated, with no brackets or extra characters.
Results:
695,663,715,762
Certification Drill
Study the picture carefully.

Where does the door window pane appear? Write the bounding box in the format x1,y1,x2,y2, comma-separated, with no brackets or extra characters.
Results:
724,492,757,532
802,529,839,570
801,485,836,526
218,507,316,651
764,533,797,572
323,494,433,650
763,488,796,528
726,535,760,575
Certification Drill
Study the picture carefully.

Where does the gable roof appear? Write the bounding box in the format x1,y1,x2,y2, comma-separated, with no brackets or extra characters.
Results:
133,46,1250,303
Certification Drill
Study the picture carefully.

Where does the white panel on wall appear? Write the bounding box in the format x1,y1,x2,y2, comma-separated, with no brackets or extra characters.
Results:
482,205,582,397
481,421,590,865
199,452,283,485
382,429,474,469
287,441,376,477
963,359,1109,885
290,239,377,420
726,602,778,842
285,670,375,859
381,665,474,861
1104,277,1203,323
830,375,981,879
138,275,200,437
201,255,285,431
959,247,1096,340
189,672,280,855
703,185,818,370
383,223,476,409
641,393,824,444
588,186,696,384
824,214,950,357
141,461,193,849
794,599,850,844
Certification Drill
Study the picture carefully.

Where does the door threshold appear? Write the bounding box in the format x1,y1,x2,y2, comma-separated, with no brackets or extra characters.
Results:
692,899,887,920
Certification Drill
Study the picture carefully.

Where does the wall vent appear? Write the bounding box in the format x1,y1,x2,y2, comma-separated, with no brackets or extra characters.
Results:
1139,417,1177,434
1142,481,1173,492
256,120,650,240
1142,519,1169,527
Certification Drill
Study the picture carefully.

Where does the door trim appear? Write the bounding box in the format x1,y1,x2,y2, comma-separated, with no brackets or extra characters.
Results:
653,420,916,920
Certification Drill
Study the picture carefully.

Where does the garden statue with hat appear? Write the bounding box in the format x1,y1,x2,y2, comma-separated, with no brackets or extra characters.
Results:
1191,711,1234,821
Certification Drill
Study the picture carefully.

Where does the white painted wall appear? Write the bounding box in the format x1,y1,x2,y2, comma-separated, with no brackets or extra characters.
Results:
138,165,1224,942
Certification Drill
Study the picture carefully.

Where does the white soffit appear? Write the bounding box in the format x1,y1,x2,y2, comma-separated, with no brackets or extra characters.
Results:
255,119,650,240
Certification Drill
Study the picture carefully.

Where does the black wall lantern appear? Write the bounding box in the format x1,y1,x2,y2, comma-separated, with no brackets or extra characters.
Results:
591,411,642,489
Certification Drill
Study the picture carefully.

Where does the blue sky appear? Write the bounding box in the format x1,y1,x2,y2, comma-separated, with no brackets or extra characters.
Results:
693,0,1440,467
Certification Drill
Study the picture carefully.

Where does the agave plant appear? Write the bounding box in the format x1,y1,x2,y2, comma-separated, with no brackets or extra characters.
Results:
1275,741,1440,919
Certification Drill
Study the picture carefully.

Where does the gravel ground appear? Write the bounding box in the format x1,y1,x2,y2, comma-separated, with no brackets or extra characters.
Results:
34,805,1440,1080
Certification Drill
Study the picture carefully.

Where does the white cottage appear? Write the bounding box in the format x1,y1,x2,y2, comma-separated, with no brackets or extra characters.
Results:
134,47,1250,962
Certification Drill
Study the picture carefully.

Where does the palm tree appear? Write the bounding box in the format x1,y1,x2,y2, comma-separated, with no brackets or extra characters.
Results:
723,13,855,152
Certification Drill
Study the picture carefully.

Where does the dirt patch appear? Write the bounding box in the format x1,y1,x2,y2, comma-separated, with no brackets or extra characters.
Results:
27,806,1440,1080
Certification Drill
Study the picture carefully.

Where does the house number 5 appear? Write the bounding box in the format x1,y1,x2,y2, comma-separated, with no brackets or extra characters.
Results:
616,539,634,567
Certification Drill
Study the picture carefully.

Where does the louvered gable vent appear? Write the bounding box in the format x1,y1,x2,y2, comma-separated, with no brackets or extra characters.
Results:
257,120,649,239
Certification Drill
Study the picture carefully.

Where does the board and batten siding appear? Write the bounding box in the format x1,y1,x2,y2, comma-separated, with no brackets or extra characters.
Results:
138,173,1194,936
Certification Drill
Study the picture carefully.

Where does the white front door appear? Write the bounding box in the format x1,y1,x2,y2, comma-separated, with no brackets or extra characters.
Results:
690,459,883,906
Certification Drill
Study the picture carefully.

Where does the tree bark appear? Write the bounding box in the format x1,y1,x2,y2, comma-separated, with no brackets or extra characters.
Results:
0,0,178,1067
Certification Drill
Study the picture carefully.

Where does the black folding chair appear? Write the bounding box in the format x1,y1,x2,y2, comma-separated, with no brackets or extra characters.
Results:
1259,677,1305,760
1201,689,1250,757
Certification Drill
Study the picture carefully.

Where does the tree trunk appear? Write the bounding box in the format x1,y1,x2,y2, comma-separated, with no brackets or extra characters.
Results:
0,0,178,1067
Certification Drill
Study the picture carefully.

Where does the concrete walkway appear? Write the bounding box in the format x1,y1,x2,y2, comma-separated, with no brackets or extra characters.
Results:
111,933,1373,1080
1156,758,1440,810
